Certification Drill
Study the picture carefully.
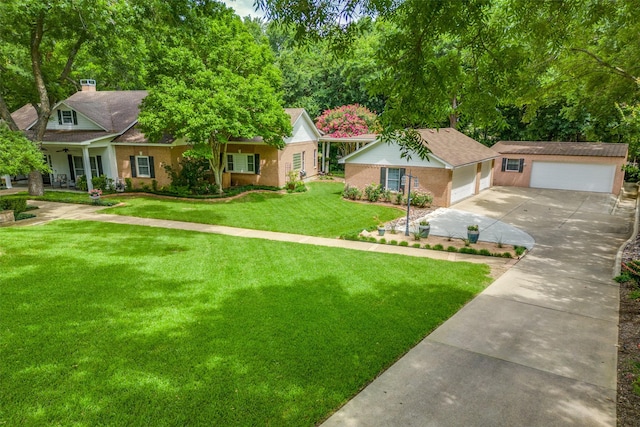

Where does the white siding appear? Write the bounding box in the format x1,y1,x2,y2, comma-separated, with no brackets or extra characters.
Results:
530,162,615,193
451,164,477,203
47,107,103,131
285,117,318,144
479,160,492,190
345,141,447,168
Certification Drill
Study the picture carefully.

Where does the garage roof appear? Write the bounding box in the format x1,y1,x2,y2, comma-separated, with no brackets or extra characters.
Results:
493,141,628,158
418,128,498,167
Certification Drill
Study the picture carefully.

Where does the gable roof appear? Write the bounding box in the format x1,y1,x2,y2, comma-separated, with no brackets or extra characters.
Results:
63,90,147,133
10,104,38,130
418,128,498,167
492,141,628,158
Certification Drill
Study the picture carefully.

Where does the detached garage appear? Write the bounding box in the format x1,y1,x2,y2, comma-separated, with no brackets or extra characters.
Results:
340,128,499,207
492,141,628,195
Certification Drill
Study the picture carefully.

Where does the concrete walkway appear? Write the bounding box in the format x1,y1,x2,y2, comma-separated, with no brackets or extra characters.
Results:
323,187,636,427
11,199,516,276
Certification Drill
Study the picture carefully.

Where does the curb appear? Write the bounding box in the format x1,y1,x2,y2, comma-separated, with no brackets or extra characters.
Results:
613,189,639,277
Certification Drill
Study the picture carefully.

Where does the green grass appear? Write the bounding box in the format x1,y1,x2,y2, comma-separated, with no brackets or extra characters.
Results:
0,221,491,426
100,182,401,237
5,190,121,206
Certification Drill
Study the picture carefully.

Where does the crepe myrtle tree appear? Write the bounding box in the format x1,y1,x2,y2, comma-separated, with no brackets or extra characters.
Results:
139,11,292,193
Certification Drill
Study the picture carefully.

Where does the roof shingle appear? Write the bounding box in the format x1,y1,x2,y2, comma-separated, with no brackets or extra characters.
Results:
418,128,498,167
492,141,628,158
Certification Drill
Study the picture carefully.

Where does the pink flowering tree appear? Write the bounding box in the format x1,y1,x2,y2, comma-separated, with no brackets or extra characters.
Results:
315,104,381,157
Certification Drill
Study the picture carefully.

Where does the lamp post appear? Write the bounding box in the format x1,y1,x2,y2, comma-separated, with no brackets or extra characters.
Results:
401,171,419,236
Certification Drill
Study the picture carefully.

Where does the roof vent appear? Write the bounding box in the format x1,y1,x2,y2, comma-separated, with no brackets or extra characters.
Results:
80,79,96,92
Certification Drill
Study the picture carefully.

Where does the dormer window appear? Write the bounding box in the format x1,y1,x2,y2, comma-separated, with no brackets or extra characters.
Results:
57,110,78,125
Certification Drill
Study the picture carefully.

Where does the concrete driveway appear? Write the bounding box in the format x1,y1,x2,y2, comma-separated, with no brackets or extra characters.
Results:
323,187,636,426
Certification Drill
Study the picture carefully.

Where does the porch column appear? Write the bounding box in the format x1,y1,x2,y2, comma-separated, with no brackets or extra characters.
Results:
82,147,93,191
3,175,12,189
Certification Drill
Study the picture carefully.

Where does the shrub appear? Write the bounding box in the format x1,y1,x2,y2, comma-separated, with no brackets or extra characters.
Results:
379,238,386,244
424,244,431,249
164,156,213,195
394,192,403,205
367,237,377,242
467,224,479,231
614,272,634,283
412,232,421,241
446,246,458,252
0,197,27,215
125,178,133,191
91,175,114,191
340,232,360,241
75,175,88,191
502,252,513,258
412,243,421,248
623,163,640,182
459,247,479,255
364,183,382,202
479,249,492,256
433,244,444,251
514,246,526,256
342,184,362,200
410,191,433,208
389,240,398,245
399,241,409,247
15,212,36,220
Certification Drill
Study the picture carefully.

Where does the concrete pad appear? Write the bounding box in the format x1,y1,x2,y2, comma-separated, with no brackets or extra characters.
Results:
323,341,615,427
424,208,535,249
426,295,618,389
483,268,619,322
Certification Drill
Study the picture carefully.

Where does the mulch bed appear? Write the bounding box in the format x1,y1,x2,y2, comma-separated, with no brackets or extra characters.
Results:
618,235,640,426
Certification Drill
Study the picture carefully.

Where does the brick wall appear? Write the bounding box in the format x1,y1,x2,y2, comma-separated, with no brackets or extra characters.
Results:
115,145,174,188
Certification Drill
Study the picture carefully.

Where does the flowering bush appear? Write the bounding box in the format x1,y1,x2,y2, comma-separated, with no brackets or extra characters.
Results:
315,104,381,138
88,189,102,197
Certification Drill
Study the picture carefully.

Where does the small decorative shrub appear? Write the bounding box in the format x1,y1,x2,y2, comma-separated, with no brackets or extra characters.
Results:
399,241,409,247
0,197,27,215
367,237,377,242
394,192,403,205
412,232,421,241
459,247,479,255
424,244,431,249
364,183,383,202
15,212,36,220
502,252,513,258
467,224,479,231
514,246,526,256
125,178,133,191
479,249,491,256
342,184,362,200
379,238,386,244
91,175,114,191
76,174,88,191
446,246,458,252
412,243,421,248
389,240,398,245
433,244,444,251
410,191,433,208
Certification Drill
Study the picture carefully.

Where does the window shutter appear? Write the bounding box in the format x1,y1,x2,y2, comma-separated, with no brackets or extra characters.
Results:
399,168,406,192
72,111,78,125
254,154,260,175
57,110,62,125
501,158,507,172
149,156,155,178
67,155,75,180
130,156,137,177
97,156,103,176
379,167,387,189
518,159,524,173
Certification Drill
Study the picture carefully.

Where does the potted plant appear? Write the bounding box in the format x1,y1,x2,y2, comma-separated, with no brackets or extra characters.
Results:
374,215,386,236
467,224,480,244
419,220,430,238
88,188,102,204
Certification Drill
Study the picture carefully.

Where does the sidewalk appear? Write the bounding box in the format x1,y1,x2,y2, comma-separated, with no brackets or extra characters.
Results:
12,200,516,278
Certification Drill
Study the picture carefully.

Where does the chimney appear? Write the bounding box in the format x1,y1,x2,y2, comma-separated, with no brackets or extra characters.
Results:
80,79,96,92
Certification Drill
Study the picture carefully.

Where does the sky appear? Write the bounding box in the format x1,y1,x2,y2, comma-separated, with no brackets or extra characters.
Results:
222,0,266,18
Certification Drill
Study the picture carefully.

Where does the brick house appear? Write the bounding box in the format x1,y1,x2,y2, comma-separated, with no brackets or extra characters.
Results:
340,128,498,207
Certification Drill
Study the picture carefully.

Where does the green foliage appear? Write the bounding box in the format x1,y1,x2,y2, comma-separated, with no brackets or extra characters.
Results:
467,224,479,231
459,247,479,255
399,241,409,247
91,175,114,192
623,164,640,183
410,191,433,208
424,244,431,249
364,183,383,202
379,238,386,244
389,240,398,245
163,156,217,195
614,272,634,283
125,178,133,191
446,246,458,253
433,244,444,251
342,184,362,200
0,197,27,215
15,212,36,221
285,170,307,193
75,175,88,191
479,249,492,256
514,246,526,256
412,243,421,248
502,252,513,259
0,123,49,175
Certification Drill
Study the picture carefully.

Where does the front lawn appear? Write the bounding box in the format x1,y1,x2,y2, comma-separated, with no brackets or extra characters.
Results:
0,221,491,426
100,182,401,237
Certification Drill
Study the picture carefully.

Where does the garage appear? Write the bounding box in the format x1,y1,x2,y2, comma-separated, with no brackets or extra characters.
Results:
479,160,492,191
451,164,477,203
491,141,628,195
530,161,616,193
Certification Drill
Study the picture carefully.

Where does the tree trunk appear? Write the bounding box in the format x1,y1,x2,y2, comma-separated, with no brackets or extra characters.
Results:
449,96,459,129
28,170,44,196
208,138,227,194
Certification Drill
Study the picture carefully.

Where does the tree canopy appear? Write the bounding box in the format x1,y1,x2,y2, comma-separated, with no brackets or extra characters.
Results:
0,123,49,176
138,4,292,193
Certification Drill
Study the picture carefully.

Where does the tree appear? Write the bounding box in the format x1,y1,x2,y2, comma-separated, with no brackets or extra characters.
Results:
138,6,292,193
315,104,380,157
0,123,49,176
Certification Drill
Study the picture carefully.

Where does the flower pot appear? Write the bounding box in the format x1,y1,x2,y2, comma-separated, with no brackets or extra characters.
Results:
377,227,386,236
467,230,480,244
419,225,430,238
90,195,100,200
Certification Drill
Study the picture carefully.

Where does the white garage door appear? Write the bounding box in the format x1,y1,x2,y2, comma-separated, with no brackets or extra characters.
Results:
479,160,492,191
530,162,615,193
451,164,477,203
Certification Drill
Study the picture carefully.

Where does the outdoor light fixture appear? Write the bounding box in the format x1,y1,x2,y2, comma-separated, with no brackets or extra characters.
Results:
401,171,419,236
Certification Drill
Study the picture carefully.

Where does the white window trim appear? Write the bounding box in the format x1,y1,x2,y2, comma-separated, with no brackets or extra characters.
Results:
227,154,256,174
386,167,401,192
505,158,521,172
61,111,74,124
136,156,151,178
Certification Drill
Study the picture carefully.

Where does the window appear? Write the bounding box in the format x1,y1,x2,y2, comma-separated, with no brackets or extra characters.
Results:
227,154,256,173
136,156,151,177
57,110,77,125
292,153,302,170
387,168,401,192
61,111,73,124
502,158,524,173
72,156,99,178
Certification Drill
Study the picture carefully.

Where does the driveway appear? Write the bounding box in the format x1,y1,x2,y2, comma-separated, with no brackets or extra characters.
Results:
323,187,636,426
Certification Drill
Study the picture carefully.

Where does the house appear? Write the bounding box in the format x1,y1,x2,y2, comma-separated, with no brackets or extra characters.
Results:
10,80,319,190
339,128,498,207
492,141,628,195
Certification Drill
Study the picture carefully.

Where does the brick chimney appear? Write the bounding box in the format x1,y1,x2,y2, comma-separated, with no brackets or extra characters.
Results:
80,79,96,92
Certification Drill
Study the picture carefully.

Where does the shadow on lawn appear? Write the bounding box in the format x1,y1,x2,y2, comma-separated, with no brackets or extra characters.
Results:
1,222,482,426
